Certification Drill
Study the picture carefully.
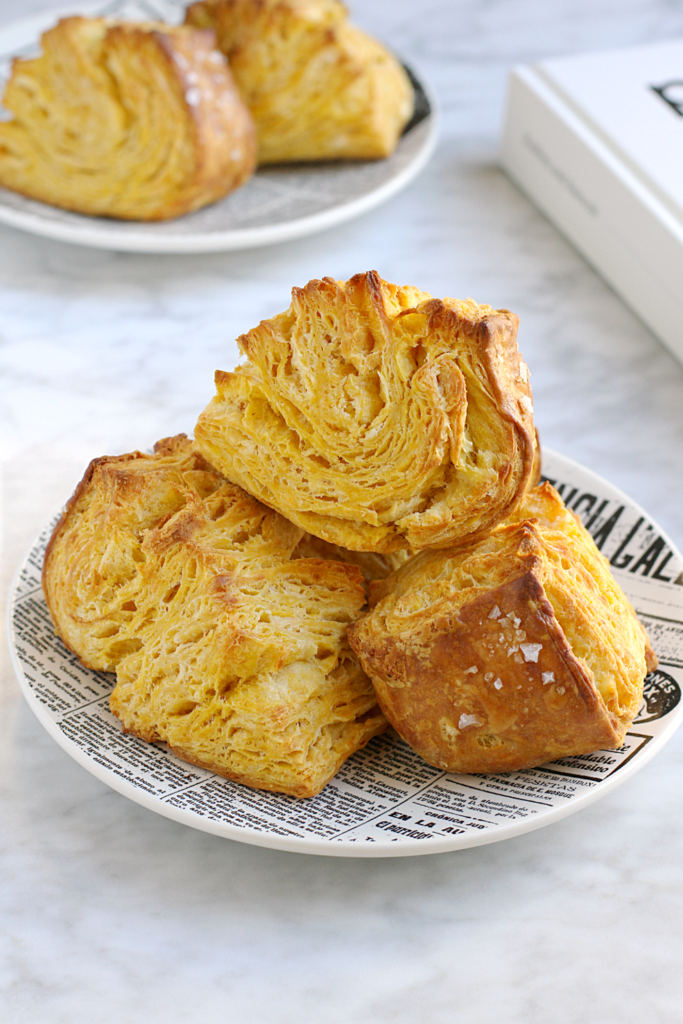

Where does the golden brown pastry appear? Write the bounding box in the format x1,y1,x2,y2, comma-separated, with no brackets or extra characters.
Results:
0,17,257,220
293,533,411,585
184,0,414,162
194,271,536,553
42,435,385,797
348,483,657,775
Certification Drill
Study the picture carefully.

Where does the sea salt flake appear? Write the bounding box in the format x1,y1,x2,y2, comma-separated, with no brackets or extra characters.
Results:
556,685,566,695
520,642,542,663
484,672,494,682
542,671,555,685
458,713,481,730
488,605,501,620
493,678,503,690
185,87,202,106
507,646,518,657
464,666,478,675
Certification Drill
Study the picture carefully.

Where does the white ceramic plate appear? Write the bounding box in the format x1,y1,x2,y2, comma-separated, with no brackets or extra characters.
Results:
0,0,437,253
9,449,683,857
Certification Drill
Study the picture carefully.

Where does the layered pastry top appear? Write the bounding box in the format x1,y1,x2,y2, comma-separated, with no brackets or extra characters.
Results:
194,271,537,553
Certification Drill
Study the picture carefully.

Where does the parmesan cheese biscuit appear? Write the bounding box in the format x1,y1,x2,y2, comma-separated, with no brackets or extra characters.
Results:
43,435,385,798
184,0,414,162
348,483,656,774
194,271,536,553
0,17,257,220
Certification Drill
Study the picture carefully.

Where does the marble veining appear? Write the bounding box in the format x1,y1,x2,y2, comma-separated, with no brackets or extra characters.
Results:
2,1,683,1021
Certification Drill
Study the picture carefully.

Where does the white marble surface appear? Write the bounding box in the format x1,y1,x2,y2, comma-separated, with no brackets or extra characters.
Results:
3,1,683,1021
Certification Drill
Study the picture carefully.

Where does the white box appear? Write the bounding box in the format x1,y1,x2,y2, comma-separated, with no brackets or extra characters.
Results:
501,41,683,364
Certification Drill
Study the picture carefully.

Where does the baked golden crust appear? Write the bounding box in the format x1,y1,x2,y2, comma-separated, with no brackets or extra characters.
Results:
184,0,414,162
0,17,257,220
194,271,536,553
293,533,411,585
348,483,655,774
42,435,386,797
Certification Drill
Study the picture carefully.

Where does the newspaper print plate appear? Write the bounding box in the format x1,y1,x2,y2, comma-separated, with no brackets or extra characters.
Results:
9,449,683,857
0,0,437,253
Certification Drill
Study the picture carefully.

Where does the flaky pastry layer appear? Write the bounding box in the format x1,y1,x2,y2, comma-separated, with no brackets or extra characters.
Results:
42,435,386,797
185,0,414,162
348,483,656,774
194,271,536,553
0,17,257,220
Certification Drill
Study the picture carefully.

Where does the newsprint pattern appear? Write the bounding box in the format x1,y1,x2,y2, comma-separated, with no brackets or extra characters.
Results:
9,451,683,856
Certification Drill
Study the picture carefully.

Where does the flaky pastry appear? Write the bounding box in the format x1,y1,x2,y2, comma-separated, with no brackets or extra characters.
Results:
0,17,257,220
42,435,385,797
293,533,411,585
184,0,414,162
348,483,656,774
194,271,536,553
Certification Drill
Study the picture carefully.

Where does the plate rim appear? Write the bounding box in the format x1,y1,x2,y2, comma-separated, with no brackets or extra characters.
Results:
0,2,439,254
8,447,683,857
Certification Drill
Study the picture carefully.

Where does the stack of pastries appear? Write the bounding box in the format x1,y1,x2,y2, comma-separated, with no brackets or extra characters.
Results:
42,272,656,796
0,1,415,220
